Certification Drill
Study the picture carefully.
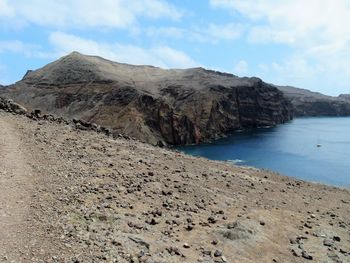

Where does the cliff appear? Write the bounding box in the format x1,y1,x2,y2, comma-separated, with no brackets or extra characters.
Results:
278,86,350,117
0,52,294,145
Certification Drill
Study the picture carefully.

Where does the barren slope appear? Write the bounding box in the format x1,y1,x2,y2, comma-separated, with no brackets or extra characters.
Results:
0,109,349,262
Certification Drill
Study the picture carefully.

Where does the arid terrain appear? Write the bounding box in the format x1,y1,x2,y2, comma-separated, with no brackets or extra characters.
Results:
0,104,349,263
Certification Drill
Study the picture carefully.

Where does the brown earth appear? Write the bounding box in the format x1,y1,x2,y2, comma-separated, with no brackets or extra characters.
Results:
0,109,349,262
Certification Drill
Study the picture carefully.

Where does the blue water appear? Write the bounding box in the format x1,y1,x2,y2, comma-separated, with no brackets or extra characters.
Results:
179,117,350,187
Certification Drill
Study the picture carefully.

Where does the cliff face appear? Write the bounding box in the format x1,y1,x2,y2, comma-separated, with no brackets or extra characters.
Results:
278,86,350,117
0,52,293,145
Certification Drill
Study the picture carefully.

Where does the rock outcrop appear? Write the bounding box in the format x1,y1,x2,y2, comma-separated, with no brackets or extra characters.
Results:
0,97,27,115
278,86,350,117
0,52,294,145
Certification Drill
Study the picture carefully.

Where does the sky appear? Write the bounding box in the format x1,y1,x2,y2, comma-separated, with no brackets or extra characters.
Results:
1,0,350,96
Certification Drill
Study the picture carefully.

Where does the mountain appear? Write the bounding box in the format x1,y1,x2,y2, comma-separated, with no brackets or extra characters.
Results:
0,52,293,145
278,86,350,117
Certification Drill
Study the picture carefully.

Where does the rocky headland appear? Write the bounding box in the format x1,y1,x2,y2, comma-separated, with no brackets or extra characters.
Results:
278,86,350,117
0,52,293,146
0,100,349,263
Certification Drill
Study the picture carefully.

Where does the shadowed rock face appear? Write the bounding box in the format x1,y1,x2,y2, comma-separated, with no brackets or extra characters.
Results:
278,86,350,117
0,52,294,145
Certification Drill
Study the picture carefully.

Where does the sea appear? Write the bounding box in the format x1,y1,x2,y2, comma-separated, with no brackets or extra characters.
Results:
178,117,350,188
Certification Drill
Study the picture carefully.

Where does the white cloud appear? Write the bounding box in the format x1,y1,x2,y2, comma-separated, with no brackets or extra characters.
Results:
146,27,185,39
210,0,350,94
145,22,245,43
207,23,245,41
48,31,198,69
233,60,248,75
133,0,182,20
0,0,14,17
0,40,41,57
0,40,26,53
254,56,337,94
266,57,324,80
210,0,350,48
0,0,182,29
151,46,198,68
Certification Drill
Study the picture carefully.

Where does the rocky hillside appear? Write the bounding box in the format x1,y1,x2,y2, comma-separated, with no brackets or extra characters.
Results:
0,52,293,145
0,107,349,263
278,86,350,117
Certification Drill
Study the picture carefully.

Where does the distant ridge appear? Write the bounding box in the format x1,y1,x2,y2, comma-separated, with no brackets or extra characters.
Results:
339,94,350,101
277,85,350,116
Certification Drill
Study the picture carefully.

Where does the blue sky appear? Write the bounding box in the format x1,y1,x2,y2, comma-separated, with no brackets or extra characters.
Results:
1,0,350,96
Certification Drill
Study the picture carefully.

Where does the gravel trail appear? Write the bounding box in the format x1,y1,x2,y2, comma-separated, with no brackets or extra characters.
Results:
0,114,34,261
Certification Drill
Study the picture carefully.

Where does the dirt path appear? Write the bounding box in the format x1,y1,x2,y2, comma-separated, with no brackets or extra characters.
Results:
0,114,34,262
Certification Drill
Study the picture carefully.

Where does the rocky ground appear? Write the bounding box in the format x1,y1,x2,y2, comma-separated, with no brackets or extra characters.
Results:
0,109,349,263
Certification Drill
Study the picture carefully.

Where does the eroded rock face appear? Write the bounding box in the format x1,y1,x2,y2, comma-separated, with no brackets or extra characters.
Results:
0,52,294,145
278,86,350,117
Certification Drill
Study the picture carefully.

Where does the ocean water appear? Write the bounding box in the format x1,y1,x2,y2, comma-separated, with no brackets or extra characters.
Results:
178,117,350,187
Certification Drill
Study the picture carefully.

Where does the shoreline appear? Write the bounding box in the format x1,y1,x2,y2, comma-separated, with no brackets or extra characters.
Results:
189,154,350,190
177,117,350,188
180,152,350,189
